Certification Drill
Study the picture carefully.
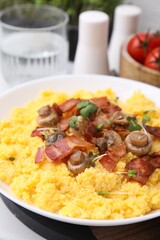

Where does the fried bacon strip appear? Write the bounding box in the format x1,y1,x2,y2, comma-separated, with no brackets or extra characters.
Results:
125,156,154,185
52,103,62,116
125,151,160,185
144,125,160,138
31,127,48,140
93,112,111,129
45,135,93,162
85,123,98,141
35,147,45,163
149,151,160,168
100,144,126,172
91,96,121,114
91,97,109,108
59,117,71,131
58,98,79,113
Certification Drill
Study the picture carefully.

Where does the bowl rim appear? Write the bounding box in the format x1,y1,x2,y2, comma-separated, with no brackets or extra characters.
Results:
0,74,160,226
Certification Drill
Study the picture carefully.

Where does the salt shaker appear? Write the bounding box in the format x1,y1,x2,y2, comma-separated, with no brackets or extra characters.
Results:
73,11,109,74
108,5,142,73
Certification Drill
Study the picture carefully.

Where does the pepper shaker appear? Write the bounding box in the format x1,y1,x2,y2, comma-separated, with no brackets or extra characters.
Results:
108,4,142,73
73,11,110,74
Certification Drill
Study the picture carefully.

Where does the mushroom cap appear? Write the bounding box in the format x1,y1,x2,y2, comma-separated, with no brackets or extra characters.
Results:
45,132,67,146
67,150,90,175
125,130,153,156
38,105,52,117
104,130,122,148
37,107,60,127
112,111,128,125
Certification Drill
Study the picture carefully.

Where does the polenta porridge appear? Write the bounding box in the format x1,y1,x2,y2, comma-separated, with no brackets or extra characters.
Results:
0,88,160,220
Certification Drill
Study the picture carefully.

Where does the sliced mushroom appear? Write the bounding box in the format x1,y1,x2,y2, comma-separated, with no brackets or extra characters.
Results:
104,130,122,148
37,105,60,127
67,150,90,175
71,116,90,136
38,105,52,117
45,132,67,146
94,137,108,154
94,130,122,154
112,111,128,125
125,130,153,156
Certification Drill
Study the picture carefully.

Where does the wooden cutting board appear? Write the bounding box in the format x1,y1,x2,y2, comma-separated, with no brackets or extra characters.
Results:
90,217,160,240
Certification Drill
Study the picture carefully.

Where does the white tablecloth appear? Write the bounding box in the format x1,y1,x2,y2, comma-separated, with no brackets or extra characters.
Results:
0,73,46,240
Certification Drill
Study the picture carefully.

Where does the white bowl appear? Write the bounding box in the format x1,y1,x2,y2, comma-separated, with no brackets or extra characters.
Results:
0,74,160,226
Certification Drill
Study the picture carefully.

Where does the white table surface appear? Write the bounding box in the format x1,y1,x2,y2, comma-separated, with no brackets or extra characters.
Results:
0,73,47,240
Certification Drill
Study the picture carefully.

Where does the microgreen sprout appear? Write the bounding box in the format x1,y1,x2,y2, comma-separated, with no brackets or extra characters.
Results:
142,115,151,126
88,152,108,167
0,157,16,163
98,191,109,197
96,123,104,131
115,169,137,178
112,97,119,103
97,191,133,197
143,109,155,114
77,100,89,109
38,127,59,139
80,103,97,118
127,169,137,178
127,115,151,132
107,119,113,126
88,152,97,167
69,116,78,128
8,157,16,161
92,153,108,162
127,116,142,132
37,127,59,131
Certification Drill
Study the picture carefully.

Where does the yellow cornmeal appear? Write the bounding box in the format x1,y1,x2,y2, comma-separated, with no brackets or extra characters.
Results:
0,89,160,220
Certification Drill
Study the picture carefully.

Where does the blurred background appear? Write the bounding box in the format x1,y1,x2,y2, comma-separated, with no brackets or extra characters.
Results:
0,0,123,26
0,0,159,29
0,0,159,61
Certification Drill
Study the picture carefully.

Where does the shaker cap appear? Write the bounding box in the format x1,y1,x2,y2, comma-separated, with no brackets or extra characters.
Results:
78,11,109,45
113,5,142,34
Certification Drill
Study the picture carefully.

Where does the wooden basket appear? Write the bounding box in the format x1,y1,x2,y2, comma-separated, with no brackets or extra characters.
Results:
120,36,160,87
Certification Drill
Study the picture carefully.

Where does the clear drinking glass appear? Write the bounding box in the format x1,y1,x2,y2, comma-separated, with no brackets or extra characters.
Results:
0,4,69,86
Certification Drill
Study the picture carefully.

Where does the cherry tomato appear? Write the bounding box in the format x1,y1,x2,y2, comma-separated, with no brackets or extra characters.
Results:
127,32,152,64
149,32,160,49
144,47,160,71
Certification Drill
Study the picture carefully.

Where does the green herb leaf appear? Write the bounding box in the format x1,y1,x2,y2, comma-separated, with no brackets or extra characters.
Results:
142,115,151,125
97,191,109,197
90,161,96,167
88,152,98,159
80,103,97,118
107,119,113,126
143,109,155,114
127,116,142,132
113,97,119,103
128,122,142,132
69,116,78,128
77,100,89,109
97,123,104,131
88,151,94,159
127,116,137,122
8,157,15,161
88,152,98,167
128,169,137,178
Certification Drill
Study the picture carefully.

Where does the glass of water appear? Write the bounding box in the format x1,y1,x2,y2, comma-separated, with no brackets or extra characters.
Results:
0,4,69,86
